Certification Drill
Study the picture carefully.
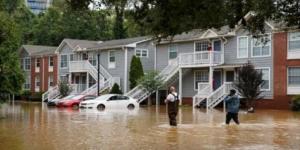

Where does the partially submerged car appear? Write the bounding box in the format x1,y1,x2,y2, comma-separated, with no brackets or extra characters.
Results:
56,95,97,109
47,95,76,106
79,94,139,110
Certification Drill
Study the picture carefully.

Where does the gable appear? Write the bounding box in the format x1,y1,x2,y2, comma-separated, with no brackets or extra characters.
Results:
201,29,218,38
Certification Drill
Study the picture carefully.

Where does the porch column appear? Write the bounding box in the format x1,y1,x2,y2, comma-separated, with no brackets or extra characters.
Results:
209,66,214,92
155,90,159,106
86,72,89,89
179,68,182,105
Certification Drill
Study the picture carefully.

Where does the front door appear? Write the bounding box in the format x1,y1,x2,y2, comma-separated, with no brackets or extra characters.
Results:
213,70,222,90
225,70,235,83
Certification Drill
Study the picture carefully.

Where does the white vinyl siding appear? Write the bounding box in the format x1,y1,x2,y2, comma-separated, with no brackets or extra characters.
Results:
237,36,248,58
252,35,271,57
194,70,209,90
108,50,116,69
256,68,270,91
168,44,178,59
60,55,68,68
135,49,148,58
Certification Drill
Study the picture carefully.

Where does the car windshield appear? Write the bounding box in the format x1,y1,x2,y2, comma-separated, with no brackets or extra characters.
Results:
62,95,75,100
71,95,84,100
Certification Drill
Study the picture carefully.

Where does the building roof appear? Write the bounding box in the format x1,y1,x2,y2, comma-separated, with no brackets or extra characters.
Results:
80,36,150,51
63,39,100,49
21,45,57,56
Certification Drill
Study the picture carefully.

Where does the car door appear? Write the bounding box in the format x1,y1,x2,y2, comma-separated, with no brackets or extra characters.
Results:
107,95,119,108
116,95,130,108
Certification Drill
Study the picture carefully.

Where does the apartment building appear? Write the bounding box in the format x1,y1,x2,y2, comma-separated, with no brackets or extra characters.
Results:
24,0,52,15
19,45,58,94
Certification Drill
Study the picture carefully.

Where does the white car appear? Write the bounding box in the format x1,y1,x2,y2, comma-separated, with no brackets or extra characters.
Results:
79,94,139,110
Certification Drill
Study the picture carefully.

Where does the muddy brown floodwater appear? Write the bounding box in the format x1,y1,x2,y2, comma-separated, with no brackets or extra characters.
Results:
1,101,300,150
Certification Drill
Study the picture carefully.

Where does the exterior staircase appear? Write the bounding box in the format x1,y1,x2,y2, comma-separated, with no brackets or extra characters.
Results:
192,83,211,108
125,58,180,103
206,82,234,109
42,61,114,102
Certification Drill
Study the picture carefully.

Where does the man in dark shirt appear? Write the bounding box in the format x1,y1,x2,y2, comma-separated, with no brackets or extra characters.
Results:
224,89,240,125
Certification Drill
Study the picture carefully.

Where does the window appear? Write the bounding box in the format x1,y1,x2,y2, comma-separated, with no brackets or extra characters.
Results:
108,51,116,68
288,32,300,52
49,56,54,67
48,74,54,87
226,71,234,82
117,96,129,100
60,55,68,68
135,49,148,58
36,58,41,67
288,67,300,87
24,58,31,70
237,36,248,58
195,41,210,51
256,68,270,90
252,35,271,57
194,70,209,90
35,76,40,87
88,53,97,66
169,45,178,59
24,76,30,90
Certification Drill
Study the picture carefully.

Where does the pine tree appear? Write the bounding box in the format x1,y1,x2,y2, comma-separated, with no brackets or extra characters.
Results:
129,56,144,89
110,83,122,94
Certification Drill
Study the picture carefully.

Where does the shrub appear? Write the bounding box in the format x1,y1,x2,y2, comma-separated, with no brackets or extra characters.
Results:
291,95,300,111
28,92,43,101
58,80,72,97
20,90,31,100
129,56,144,89
110,83,123,94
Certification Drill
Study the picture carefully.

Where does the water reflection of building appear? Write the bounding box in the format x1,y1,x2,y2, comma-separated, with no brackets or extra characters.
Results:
24,0,53,15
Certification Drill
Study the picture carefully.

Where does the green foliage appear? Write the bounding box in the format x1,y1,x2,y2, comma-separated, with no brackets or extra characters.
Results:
291,95,300,111
20,90,31,99
109,83,123,94
0,12,24,97
137,71,163,93
65,0,93,11
58,81,72,97
234,61,264,109
29,92,43,101
129,56,144,89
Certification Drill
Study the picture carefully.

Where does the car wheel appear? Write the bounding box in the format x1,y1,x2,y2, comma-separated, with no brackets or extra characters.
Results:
72,104,79,109
97,104,105,111
127,104,135,110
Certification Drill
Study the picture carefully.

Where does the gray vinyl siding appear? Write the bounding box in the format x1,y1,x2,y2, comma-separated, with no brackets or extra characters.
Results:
224,28,273,99
58,43,73,78
20,50,31,89
156,41,195,71
135,41,155,72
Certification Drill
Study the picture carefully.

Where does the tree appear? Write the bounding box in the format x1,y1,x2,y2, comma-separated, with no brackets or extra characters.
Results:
234,62,264,113
129,56,144,89
0,12,24,100
58,80,72,97
109,83,123,94
137,71,163,105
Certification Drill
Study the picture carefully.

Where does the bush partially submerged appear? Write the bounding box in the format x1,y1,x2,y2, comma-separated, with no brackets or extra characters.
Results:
291,95,300,111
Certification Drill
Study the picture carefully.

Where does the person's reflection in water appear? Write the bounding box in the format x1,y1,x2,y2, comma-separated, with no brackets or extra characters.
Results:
225,126,239,148
166,127,178,149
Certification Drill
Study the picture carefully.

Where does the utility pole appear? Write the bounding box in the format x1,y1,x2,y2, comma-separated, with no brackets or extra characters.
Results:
97,53,100,96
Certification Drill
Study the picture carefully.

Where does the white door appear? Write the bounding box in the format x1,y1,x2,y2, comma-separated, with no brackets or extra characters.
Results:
107,95,119,108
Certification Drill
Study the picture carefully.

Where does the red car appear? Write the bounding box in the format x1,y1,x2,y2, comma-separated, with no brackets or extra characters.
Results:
57,95,97,109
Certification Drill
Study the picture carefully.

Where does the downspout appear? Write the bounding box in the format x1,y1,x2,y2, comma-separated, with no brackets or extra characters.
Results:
124,46,128,93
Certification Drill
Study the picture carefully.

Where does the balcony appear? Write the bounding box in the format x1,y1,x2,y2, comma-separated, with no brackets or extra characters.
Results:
178,51,224,68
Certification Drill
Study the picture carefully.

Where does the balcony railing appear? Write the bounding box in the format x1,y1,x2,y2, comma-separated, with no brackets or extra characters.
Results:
178,51,224,67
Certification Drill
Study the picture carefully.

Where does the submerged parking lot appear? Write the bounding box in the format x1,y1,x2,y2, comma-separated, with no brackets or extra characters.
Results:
1,101,300,150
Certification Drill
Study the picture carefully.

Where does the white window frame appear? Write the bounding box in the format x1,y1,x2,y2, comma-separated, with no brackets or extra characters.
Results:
108,50,116,69
135,49,149,58
35,76,40,87
88,52,97,66
287,32,300,59
48,74,54,88
49,56,54,67
287,67,300,95
194,70,209,91
251,34,272,58
168,44,178,59
24,57,31,70
60,54,68,69
237,36,249,58
255,67,271,91
36,58,41,68
24,76,31,90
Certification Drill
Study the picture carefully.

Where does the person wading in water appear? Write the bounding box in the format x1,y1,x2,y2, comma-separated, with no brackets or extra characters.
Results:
224,89,240,125
165,86,179,126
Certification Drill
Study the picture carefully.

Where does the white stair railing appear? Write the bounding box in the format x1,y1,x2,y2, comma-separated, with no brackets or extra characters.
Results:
42,86,60,102
192,83,211,107
125,58,180,103
206,82,234,109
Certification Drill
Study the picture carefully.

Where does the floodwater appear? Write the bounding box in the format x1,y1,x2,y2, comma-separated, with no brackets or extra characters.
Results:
0,102,300,150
